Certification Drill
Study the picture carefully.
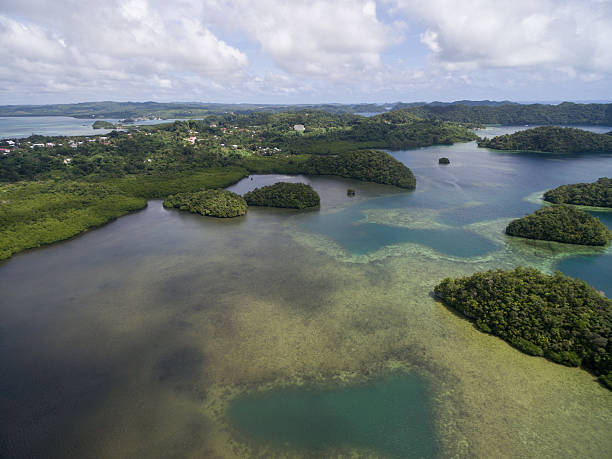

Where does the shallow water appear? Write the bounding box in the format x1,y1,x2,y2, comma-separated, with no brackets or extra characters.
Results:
229,375,436,458
1,126,612,458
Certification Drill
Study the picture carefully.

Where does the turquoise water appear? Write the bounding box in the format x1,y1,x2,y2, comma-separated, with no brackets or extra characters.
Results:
0,116,192,138
556,211,612,295
301,208,496,256
229,375,436,458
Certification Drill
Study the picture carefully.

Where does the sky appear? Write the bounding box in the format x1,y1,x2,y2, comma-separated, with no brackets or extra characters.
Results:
1,0,611,105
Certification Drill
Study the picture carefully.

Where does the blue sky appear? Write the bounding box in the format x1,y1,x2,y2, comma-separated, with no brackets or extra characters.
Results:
1,0,611,104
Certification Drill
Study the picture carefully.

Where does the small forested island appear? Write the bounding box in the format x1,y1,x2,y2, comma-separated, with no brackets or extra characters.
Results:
163,189,247,217
505,205,612,246
244,182,320,209
438,157,450,164
304,149,416,189
544,177,612,208
434,267,612,389
92,120,116,129
478,126,612,153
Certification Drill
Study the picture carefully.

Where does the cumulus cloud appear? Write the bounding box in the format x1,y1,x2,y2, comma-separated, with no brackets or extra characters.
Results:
391,0,612,77
0,0,248,101
0,0,610,103
206,0,398,80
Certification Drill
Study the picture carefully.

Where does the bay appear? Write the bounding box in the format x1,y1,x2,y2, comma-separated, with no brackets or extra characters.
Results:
1,125,611,458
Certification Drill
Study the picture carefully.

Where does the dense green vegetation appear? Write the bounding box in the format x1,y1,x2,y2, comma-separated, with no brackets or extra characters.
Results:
244,182,320,209
163,189,247,217
0,109,475,257
1,111,473,182
406,102,612,126
544,177,612,208
505,205,612,246
0,169,247,261
92,120,115,129
303,150,416,189
2,101,611,126
0,181,147,261
478,126,612,153
434,267,612,389
102,168,248,198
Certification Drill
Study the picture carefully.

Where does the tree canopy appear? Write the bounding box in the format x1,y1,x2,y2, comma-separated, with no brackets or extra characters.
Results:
544,177,612,208
505,205,612,246
163,189,247,217
244,182,320,209
478,126,612,153
434,267,612,389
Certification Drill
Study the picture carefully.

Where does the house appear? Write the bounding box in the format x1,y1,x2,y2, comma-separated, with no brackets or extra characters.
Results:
6,140,15,145
0,148,10,154
63,158,72,164
293,124,305,132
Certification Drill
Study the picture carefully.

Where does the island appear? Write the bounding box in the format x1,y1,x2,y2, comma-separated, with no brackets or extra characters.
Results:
244,182,320,209
303,149,416,189
92,120,116,129
434,267,612,389
163,189,247,217
0,109,481,259
2,101,611,126
505,205,611,246
438,157,450,164
477,126,612,153
544,177,612,208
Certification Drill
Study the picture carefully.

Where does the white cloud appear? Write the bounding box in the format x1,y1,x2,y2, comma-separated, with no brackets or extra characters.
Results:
206,0,398,80
0,0,610,103
0,0,248,101
391,0,612,77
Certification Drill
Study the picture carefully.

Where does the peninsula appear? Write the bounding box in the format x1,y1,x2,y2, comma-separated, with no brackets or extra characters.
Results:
478,126,612,153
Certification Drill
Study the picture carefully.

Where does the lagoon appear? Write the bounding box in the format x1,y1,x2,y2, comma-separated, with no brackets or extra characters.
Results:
1,126,611,458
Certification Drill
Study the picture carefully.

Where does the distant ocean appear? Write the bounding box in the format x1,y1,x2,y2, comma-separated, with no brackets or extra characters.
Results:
0,116,191,139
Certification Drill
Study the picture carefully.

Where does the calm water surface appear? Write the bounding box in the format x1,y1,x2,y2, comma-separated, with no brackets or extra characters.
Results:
1,126,611,458
0,116,192,138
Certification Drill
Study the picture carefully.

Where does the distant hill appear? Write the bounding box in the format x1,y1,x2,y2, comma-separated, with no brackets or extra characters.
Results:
1,100,611,125
478,126,612,153
427,100,518,107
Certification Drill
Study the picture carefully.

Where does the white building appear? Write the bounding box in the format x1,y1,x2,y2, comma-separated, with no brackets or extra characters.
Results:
293,124,305,132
